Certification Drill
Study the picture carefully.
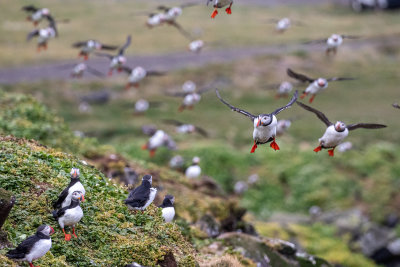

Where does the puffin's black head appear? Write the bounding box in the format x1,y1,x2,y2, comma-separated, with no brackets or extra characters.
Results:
142,175,153,185
334,121,346,132
70,168,80,179
37,225,55,236
256,114,272,127
164,195,175,205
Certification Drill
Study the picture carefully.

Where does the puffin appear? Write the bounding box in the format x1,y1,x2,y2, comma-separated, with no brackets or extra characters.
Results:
121,66,165,89
287,68,354,103
216,89,298,153
95,35,131,76
125,175,157,211
163,119,208,137
52,191,84,241
393,103,400,109
182,80,197,93
185,157,201,178
305,34,359,56
22,5,52,26
169,155,184,171
53,168,85,209
65,63,104,78
142,130,176,157
336,141,353,153
72,40,118,60
157,3,198,23
188,39,205,53
268,17,302,33
296,101,386,156
158,195,175,222
276,119,292,136
6,225,54,267
27,17,57,52
207,0,233,18
167,83,212,112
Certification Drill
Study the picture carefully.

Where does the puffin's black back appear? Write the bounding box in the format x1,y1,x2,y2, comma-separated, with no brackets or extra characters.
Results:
52,178,80,209
52,198,80,220
6,229,50,259
124,180,151,207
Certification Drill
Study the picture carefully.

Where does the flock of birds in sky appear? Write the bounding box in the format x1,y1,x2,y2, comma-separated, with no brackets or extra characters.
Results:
5,2,399,267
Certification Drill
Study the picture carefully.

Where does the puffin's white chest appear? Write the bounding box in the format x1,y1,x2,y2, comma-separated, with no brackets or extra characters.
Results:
319,125,348,148
142,188,157,210
62,182,86,208
135,99,149,112
129,67,147,83
185,165,201,178
148,131,165,149
59,206,83,227
327,37,343,48
189,40,204,53
183,94,201,106
278,82,293,95
161,207,175,222
31,11,43,22
25,238,51,262
252,116,277,143
305,81,328,94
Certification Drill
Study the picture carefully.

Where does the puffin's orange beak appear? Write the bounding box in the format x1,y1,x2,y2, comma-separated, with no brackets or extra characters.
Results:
49,226,55,235
256,119,261,127
81,195,85,202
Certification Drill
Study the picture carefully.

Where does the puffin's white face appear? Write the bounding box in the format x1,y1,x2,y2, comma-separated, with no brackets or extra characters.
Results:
334,121,346,132
87,40,95,48
42,8,50,15
75,63,86,72
257,115,272,127
192,156,200,164
38,225,55,236
317,78,327,87
182,80,196,93
118,56,127,64
169,7,182,18
132,66,146,77
71,191,83,201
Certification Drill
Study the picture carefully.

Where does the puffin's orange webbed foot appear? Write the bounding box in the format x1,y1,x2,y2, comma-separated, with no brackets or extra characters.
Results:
328,148,335,157
313,146,322,152
309,95,316,103
149,150,156,158
250,141,258,153
270,138,280,151
300,92,308,99
211,9,218,18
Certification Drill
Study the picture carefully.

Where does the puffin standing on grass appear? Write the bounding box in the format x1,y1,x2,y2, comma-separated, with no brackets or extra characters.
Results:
185,157,201,178
95,35,131,76
216,89,298,153
27,17,58,52
287,68,354,103
297,101,386,156
6,225,54,267
52,191,84,241
53,168,85,209
207,0,233,18
125,175,157,212
163,119,208,137
22,5,52,26
72,40,118,60
305,34,359,56
158,195,175,222
142,130,176,157
121,66,165,89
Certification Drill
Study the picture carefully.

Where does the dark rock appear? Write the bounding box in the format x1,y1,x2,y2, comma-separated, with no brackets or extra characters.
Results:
383,213,399,228
0,188,15,230
157,251,177,267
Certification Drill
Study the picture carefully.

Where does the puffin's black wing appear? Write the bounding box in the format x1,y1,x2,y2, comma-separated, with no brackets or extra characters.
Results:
271,90,298,115
346,123,387,131
26,29,40,41
215,89,257,121
100,44,118,50
124,184,150,207
342,35,360,39
52,206,68,219
94,52,114,60
147,70,165,76
157,5,170,11
72,41,88,48
165,91,188,97
163,119,184,126
195,126,209,137
52,187,69,209
327,77,355,82
22,5,39,13
86,66,105,78
47,15,58,37
121,66,132,74
393,103,400,109
6,235,39,259
287,68,315,83
170,21,193,41
302,38,328,45
296,101,332,127
118,35,132,56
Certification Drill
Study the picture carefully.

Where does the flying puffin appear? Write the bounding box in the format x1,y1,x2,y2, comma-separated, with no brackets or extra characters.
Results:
185,157,201,178
163,119,208,137
296,101,386,156
22,5,52,26
265,81,297,99
287,68,354,103
207,0,233,18
52,191,84,241
142,130,176,157
169,155,184,171
72,40,118,60
216,89,298,153
305,34,359,56
158,195,175,222
56,62,104,78
6,225,54,267
268,17,302,33
121,66,165,89
188,39,205,53
276,119,292,136
27,17,57,52
53,168,85,209
125,175,157,211
167,83,212,112
393,103,400,109
95,35,131,76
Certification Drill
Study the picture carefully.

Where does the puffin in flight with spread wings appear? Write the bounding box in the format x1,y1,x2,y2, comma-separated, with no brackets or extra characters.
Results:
216,89,298,153
287,68,354,103
207,0,233,18
72,40,118,60
121,66,165,89
27,16,58,52
297,101,386,156
22,5,53,26
163,119,208,137
305,34,359,56
95,35,131,76
393,103,400,109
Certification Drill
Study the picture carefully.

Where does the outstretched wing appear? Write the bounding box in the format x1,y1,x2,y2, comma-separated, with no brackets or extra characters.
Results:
195,126,209,137
287,68,315,83
147,70,165,76
94,52,114,59
327,77,355,82
302,38,328,45
296,101,332,127
101,44,118,50
118,35,132,56
26,29,39,41
393,103,400,109
346,123,387,131
22,5,39,13
271,90,298,115
170,21,193,41
165,91,188,97
342,35,360,39
86,66,105,78
163,119,184,126
215,89,257,121
72,41,88,48
46,15,58,37
121,66,132,74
